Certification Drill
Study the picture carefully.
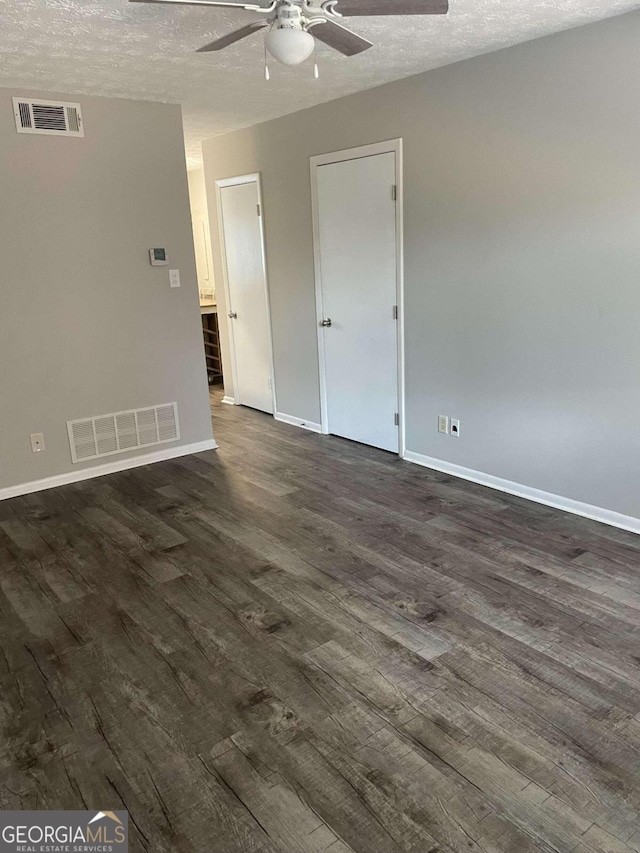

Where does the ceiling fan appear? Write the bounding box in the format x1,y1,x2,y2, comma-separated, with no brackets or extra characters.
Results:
130,0,449,70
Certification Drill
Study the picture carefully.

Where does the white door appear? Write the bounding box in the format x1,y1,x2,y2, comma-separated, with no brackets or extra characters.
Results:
314,150,399,452
218,178,274,414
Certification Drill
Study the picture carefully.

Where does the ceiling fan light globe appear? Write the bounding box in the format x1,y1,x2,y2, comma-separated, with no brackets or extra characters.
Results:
265,28,315,65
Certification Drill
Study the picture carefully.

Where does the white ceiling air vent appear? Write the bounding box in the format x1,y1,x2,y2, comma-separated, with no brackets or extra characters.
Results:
67,403,180,464
13,97,84,137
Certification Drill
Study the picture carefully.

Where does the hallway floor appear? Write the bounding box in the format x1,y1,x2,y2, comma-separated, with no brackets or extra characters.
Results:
1,395,640,851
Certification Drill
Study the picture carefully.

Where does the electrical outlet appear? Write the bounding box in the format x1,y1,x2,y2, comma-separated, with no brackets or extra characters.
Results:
30,433,45,452
450,419,460,437
438,415,449,435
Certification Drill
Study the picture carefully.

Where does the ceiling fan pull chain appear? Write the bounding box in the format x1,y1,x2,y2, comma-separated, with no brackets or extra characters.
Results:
264,41,270,80
313,42,319,78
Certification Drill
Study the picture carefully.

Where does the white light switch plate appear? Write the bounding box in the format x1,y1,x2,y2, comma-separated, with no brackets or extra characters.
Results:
169,269,181,288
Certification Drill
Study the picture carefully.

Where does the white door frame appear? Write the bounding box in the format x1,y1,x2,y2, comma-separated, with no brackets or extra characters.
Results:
310,138,405,456
215,172,277,414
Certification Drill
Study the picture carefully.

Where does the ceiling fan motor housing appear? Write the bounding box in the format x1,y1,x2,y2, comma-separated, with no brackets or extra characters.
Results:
276,3,305,29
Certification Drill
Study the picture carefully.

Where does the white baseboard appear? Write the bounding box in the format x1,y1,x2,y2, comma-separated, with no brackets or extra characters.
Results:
0,439,218,502
274,412,322,433
403,449,640,536
220,396,236,405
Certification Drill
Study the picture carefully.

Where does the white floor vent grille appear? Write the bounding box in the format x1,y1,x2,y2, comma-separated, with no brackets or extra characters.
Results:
67,403,180,463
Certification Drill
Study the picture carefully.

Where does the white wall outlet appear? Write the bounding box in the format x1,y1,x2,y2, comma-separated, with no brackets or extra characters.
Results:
438,415,449,435
169,269,181,288
30,433,45,452
450,419,460,437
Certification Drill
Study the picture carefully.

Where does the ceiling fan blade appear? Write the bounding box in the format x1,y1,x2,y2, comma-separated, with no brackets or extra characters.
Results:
333,0,448,15
197,20,268,50
309,20,372,56
130,0,270,10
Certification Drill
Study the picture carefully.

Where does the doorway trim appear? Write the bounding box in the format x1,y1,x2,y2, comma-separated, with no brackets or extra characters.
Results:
309,138,405,456
214,172,277,415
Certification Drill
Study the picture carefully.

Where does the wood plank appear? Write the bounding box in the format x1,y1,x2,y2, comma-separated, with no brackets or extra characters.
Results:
0,390,638,852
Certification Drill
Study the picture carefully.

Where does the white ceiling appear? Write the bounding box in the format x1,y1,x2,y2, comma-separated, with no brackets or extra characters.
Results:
2,0,639,167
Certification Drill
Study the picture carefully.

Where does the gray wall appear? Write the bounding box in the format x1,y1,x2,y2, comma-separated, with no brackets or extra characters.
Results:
0,90,213,491
188,168,208,216
187,168,216,302
202,11,640,520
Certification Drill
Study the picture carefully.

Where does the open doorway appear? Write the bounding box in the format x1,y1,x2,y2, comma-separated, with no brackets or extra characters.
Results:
187,169,225,392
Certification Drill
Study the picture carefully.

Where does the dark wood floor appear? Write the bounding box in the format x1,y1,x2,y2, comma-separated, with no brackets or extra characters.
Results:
1,393,640,852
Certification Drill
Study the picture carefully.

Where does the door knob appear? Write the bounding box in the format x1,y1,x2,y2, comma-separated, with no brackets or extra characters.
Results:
228,311,237,319
320,318,332,327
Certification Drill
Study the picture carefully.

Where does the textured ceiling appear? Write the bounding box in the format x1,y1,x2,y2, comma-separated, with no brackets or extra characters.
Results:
2,0,640,167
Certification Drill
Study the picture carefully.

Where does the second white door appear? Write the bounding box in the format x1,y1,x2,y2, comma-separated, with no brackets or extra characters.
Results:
314,149,399,452
218,177,274,414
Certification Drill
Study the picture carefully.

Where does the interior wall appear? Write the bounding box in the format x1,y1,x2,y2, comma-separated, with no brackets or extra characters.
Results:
0,89,214,493
187,168,216,303
202,11,640,520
